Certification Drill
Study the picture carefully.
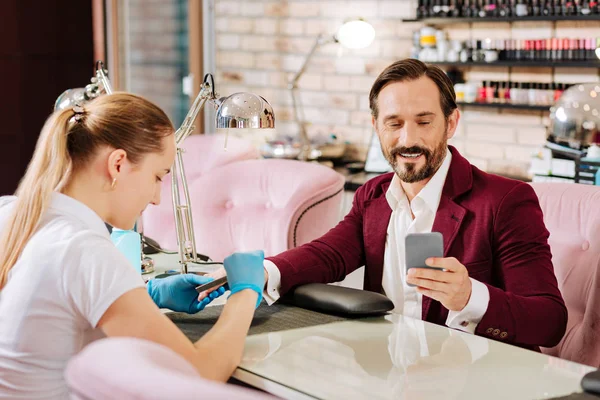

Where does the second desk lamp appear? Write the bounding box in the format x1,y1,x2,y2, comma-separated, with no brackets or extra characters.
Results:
263,18,375,161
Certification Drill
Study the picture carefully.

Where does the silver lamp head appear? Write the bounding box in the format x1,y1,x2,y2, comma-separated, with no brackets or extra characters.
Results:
215,92,275,129
54,61,112,112
549,83,600,150
55,88,88,111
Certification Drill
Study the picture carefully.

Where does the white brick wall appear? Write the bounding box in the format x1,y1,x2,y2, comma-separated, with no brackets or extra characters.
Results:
209,0,597,179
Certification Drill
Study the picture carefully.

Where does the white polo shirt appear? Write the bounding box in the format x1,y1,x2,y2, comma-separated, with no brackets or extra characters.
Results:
0,193,145,399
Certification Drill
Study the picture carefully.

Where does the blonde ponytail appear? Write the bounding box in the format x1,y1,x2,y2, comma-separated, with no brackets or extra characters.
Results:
0,108,76,289
0,92,173,290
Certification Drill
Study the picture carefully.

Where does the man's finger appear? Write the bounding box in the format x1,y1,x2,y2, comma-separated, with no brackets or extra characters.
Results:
425,257,461,272
408,277,449,293
408,268,453,283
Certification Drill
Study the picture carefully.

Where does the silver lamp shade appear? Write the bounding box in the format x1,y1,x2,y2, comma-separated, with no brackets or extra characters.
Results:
54,88,88,111
215,92,275,129
549,83,600,150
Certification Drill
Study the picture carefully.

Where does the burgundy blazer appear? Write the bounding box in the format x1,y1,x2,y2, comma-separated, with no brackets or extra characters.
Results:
268,146,567,350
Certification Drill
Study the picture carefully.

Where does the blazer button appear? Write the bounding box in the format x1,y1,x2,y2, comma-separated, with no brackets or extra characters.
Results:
500,332,507,339
486,327,493,334
492,329,500,336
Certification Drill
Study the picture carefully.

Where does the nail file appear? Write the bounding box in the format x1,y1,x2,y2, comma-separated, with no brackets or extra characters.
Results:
195,276,228,293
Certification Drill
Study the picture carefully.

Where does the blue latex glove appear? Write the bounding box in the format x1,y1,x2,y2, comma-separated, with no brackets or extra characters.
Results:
147,274,226,314
223,250,265,308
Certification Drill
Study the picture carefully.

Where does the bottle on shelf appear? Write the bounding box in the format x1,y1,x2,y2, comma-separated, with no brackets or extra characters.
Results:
456,80,574,106
414,0,600,19
412,27,600,64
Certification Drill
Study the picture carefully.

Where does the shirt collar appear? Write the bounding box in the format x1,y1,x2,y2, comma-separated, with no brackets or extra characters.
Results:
50,192,110,238
385,147,452,214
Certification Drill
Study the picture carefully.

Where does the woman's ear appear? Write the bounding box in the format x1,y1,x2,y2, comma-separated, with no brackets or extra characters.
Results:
107,149,127,179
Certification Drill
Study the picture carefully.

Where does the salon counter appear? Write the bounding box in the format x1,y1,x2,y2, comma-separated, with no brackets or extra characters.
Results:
148,254,594,400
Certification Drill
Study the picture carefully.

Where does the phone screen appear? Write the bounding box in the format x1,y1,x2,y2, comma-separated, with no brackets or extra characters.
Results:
405,232,444,287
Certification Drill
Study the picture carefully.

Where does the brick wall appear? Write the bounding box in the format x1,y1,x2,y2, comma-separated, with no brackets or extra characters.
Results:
214,0,600,179
122,0,189,126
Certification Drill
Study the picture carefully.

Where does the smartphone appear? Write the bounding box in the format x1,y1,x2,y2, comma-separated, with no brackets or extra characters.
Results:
195,276,228,293
405,232,444,287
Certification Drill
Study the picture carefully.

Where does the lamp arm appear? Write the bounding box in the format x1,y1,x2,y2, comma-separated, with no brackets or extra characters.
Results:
289,35,335,159
95,61,113,94
172,75,218,272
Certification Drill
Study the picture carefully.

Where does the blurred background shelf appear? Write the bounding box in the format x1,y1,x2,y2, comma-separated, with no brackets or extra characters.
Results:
456,101,550,111
429,61,600,68
402,16,600,24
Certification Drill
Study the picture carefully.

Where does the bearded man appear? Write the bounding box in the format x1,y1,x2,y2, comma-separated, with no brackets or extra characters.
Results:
208,59,567,351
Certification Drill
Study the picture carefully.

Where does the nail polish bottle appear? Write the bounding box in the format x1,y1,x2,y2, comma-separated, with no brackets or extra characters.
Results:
487,81,496,103
498,81,506,103
528,82,537,105
581,0,593,14
510,81,519,104
462,0,472,16
545,38,552,60
556,38,564,61
542,0,552,14
478,81,488,102
504,81,512,102
586,38,596,60
554,0,563,15
532,0,541,14
515,39,522,61
451,0,463,16
566,38,575,61
579,38,586,60
516,0,530,15
551,37,558,60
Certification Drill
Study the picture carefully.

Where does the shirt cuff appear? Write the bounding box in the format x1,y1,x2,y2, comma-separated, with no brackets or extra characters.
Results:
263,260,282,305
446,278,490,334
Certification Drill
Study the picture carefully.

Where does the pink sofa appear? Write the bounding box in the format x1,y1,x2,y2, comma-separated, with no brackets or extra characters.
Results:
65,337,274,400
532,183,600,367
143,159,345,261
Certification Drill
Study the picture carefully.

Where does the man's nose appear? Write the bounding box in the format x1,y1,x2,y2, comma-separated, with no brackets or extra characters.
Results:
396,124,420,147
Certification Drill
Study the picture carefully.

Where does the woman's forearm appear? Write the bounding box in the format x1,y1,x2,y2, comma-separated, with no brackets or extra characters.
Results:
192,289,258,381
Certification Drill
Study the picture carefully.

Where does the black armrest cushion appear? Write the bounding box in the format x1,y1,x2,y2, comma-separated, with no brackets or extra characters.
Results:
281,283,394,317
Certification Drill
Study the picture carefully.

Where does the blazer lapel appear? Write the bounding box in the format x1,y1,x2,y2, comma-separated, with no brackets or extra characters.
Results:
363,191,392,293
421,146,472,321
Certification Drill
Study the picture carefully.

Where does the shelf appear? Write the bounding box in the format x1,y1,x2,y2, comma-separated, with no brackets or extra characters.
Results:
402,15,600,24
456,101,549,111
429,60,600,68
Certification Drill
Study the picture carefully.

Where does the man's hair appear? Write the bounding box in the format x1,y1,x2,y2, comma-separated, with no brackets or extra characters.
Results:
369,58,457,120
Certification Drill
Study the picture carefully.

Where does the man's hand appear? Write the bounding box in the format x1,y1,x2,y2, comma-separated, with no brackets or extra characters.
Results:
198,266,269,301
406,257,472,312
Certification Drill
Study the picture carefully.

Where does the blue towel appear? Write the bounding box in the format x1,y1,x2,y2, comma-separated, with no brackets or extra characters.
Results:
110,229,142,273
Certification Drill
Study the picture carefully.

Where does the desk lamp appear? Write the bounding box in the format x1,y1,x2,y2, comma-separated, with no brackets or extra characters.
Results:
285,18,375,160
56,62,276,274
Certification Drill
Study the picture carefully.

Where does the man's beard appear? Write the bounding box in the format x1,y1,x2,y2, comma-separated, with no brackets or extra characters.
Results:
383,137,448,184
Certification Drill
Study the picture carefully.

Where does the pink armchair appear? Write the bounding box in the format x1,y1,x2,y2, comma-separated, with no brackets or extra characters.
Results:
174,133,259,181
143,159,345,261
532,183,600,367
65,337,273,400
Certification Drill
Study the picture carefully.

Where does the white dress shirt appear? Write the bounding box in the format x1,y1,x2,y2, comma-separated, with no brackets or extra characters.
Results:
263,148,490,334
